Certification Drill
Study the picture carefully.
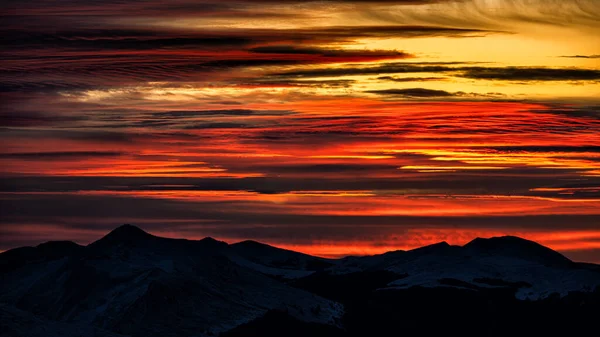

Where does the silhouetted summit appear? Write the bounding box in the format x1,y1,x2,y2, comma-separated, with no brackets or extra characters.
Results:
465,236,573,267
89,224,156,248
198,236,227,246
233,239,270,248
105,224,154,240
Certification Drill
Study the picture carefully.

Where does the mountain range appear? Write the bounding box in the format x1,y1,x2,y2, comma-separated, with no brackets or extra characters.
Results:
2,225,599,337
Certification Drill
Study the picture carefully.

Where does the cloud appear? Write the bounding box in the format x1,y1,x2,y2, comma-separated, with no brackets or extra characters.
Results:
245,163,400,175
0,151,125,159
527,105,600,119
560,55,600,59
182,122,251,129
1,26,492,53
0,1,476,19
248,25,498,45
360,0,600,32
488,146,600,153
366,88,454,97
0,29,255,51
245,79,357,88
377,76,446,82
365,87,504,98
459,67,600,81
249,45,412,58
0,111,88,126
1,25,495,92
271,63,456,78
0,128,136,144
272,64,600,82
3,167,596,196
151,109,295,118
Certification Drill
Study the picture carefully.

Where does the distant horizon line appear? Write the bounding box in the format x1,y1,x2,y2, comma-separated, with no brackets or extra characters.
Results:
3,223,598,265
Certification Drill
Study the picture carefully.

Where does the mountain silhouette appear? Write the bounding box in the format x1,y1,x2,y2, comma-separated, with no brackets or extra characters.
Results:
1,225,599,337
102,224,155,241
464,236,573,267
231,240,335,275
0,241,83,273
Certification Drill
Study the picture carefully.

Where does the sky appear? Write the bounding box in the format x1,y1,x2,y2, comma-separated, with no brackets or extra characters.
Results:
1,0,600,262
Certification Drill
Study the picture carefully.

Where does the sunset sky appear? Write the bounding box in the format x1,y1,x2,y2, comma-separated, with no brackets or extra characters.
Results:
1,0,600,262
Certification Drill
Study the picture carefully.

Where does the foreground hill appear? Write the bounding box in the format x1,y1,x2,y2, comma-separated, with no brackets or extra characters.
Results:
1,225,599,337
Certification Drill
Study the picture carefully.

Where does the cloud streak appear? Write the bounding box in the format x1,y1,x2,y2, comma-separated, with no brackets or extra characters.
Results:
271,64,600,81
366,88,454,97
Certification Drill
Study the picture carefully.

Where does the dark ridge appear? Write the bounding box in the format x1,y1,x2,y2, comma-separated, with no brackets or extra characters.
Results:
232,239,265,247
231,239,334,263
379,249,406,256
361,249,406,260
408,241,452,255
232,240,309,256
36,241,83,254
231,239,335,271
464,236,573,267
0,241,83,273
88,225,230,255
0,247,38,273
414,241,450,249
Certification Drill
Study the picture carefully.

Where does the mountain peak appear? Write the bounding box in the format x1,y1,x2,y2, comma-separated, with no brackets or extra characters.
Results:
465,236,543,251
464,236,573,267
395,241,455,260
35,241,83,256
231,239,311,257
200,236,221,243
409,241,451,253
235,239,263,246
90,224,154,248
198,236,229,250
109,224,151,238
232,240,274,250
